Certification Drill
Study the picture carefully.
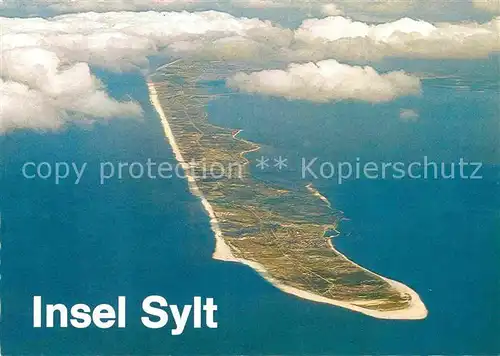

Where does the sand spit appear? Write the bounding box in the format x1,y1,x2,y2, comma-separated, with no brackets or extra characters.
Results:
147,78,428,320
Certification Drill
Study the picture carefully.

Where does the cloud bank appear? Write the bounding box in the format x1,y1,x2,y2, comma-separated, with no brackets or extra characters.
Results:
0,47,142,134
1,11,288,69
227,60,422,102
0,10,287,133
293,15,500,60
321,3,344,15
1,9,499,133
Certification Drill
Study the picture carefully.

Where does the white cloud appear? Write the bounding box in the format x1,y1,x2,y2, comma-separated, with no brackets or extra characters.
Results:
472,0,500,13
2,9,498,133
227,59,421,102
0,10,288,133
399,108,419,121
0,0,493,22
0,11,288,69
297,16,435,42
0,47,142,134
293,15,500,60
321,3,344,15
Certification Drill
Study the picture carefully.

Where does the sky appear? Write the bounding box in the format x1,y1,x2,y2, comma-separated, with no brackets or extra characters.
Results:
0,0,499,133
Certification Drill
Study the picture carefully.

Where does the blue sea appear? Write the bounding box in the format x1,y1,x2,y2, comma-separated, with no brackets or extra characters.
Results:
1,64,499,354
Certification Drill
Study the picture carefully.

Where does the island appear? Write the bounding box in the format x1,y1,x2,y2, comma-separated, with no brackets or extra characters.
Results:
147,60,428,320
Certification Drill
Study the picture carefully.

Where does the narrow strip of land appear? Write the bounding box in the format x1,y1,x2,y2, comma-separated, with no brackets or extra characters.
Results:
147,60,427,320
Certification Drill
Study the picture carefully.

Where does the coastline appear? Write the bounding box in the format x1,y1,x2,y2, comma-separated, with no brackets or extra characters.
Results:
147,78,428,320
306,183,332,209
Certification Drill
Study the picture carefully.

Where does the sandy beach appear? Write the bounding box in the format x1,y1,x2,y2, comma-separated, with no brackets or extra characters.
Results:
147,78,428,320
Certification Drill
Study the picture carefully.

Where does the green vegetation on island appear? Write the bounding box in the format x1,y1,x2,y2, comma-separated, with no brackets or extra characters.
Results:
150,60,421,316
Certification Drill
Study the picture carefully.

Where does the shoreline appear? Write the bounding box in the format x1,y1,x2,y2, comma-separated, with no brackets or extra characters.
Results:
147,78,428,320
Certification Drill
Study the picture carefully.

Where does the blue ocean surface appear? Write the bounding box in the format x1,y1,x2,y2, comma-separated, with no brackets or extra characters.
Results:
1,66,499,355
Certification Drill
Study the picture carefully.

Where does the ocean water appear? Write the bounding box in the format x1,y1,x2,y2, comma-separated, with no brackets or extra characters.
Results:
1,67,499,355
